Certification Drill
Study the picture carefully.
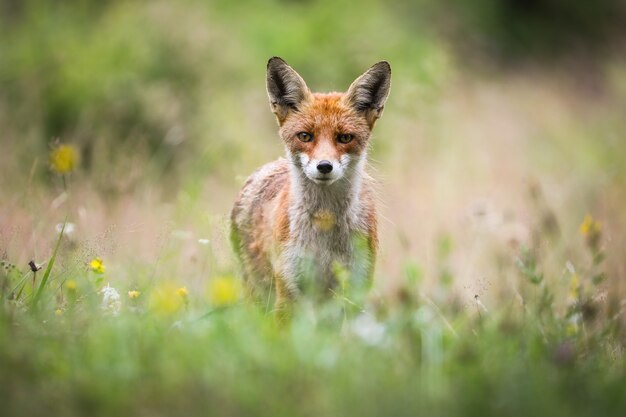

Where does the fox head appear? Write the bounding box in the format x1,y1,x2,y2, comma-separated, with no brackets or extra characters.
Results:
266,57,391,186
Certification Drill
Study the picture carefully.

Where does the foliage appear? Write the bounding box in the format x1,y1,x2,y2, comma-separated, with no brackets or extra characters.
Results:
1,199,624,416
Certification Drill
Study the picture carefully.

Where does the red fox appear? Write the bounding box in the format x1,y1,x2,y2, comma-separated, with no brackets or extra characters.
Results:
231,57,391,311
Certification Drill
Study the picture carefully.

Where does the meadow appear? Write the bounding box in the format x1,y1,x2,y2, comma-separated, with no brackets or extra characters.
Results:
1,1,626,415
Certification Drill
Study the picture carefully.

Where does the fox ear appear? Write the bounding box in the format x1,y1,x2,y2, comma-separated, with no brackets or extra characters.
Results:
266,57,311,124
344,61,391,127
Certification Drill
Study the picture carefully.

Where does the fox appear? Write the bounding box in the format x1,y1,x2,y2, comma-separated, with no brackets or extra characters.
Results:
230,57,391,311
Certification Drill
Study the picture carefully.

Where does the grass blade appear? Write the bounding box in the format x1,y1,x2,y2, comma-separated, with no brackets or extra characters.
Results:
32,219,66,309
9,271,33,300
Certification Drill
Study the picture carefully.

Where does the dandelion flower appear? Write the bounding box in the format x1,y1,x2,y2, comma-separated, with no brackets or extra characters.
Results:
208,276,241,307
49,144,78,174
579,214,601,237
176,287,188,298
579,214,602,250
101,284,121,315
89,257,105,274
55,308,64,316
150,283,184,315
128,290,141,299
65,280,79,303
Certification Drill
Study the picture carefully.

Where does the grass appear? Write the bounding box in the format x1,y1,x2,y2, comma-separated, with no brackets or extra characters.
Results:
0,198,624,416
2,1,626,415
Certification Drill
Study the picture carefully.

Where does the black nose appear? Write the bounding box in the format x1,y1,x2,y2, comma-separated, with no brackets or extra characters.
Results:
317,160,333,174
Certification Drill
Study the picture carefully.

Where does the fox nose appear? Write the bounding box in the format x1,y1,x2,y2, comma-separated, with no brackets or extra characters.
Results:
316,160,333,174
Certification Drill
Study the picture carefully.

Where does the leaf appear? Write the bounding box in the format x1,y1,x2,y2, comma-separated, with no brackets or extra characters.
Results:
8,272,33,300
404,261,423,286
592,273,605,285
439,269,454,287
95,275,105,287
437,233,454,260
593,251,605,266
530,273,544,285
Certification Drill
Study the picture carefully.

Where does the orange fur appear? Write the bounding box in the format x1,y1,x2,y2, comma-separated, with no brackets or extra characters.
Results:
231,58,390,312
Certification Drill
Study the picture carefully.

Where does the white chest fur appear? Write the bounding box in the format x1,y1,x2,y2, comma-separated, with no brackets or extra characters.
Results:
278,163,369,292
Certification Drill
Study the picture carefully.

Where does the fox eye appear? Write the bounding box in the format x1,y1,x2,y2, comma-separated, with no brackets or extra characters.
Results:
297,132,313,142
337,133,353,144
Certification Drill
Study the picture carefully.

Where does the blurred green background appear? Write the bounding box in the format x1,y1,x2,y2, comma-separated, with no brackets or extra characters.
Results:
2,0,624,185
2,0,625,291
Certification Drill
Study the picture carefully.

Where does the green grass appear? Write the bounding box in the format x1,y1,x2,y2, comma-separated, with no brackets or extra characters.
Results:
1,217,624,416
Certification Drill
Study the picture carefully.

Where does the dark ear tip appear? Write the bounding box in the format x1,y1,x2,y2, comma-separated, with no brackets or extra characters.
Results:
372,61,391,74
267,56,287,69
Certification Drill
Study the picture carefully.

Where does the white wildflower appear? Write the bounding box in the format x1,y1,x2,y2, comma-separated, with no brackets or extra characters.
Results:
56,222,75,236
198,238,210,245
101,284,121,315
351,313,385,346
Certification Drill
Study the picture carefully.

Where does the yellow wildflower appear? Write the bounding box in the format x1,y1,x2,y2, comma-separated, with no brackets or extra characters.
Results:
579,214,601,237
65,279,77,291
128,290,141,299
568,275,580,301
55,308,63,316
49,144,78,174
150,283,184,315
208,276,241,307
176,286,189,298
579,214,602,250
89,257,105,274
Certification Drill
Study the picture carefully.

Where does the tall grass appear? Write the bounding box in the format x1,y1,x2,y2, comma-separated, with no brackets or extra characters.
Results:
1,175,624,416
